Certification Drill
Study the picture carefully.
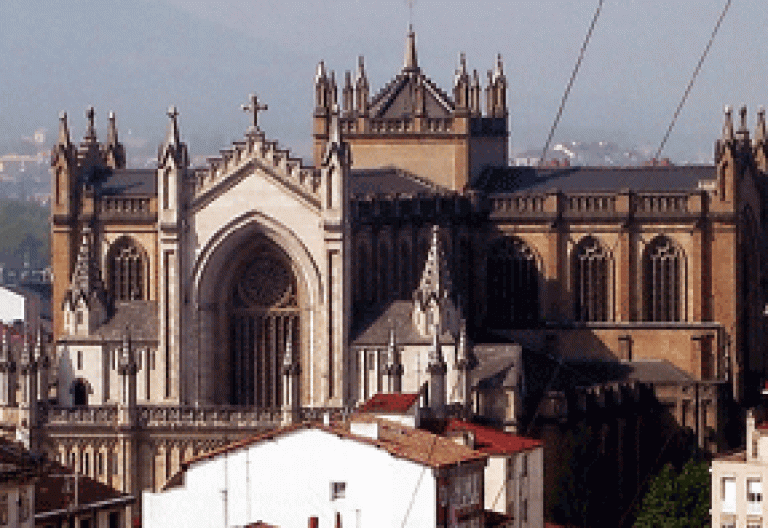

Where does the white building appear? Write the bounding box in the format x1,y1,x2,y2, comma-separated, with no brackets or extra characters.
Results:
143,417,488,528
444,420,543,528
0,285,42,334
711,409,767,528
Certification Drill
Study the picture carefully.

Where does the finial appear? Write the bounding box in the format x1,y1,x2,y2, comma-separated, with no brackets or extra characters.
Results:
357,56,366,81
316,60,327,82
739,105,749,132
723,105,734,140
165,105,181,145
344,70,352,89
494,53,504,78
107,111,118,145
329,103,341,144
404,25,418,71
472,69,480,87
756,106,766,142
459,52,467,75
58,111,71,146
84,106,96,141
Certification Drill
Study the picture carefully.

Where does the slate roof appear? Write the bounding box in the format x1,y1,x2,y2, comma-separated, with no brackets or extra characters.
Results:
97,301,158,341
351,168,448,196
352,300,452,345
357,393,420,414
474,165,716,193
99,169,156,196
35,462,133,517
444,419,542,455
471,344,522,390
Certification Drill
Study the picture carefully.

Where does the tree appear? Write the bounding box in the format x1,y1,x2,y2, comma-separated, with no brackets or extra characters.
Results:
633,460,711,528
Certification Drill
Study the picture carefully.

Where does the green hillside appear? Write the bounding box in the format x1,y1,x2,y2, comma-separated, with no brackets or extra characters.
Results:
0,199,50,268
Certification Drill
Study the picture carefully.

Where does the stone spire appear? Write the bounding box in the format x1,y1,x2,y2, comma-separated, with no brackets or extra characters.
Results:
723,105,735,142
383,327,403,393
755,106,768,172
62,227,107,335
315,61,329,111
413,226,460,338
343,70,354,115
57,111,72,149
736,104,750,143
104,111,126,169
427,322,447,418
158,106,188,168
83,106,97,144
403,25,418,72
757,106,767,144
355,56,369,115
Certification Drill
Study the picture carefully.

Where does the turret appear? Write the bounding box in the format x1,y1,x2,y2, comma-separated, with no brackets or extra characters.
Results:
118,329,137,426
103,111,126,169
453,53,470,113
342,70,354,116
427,323,447,419
715,105,750,204
755,106,768,172
491,54,508,117
383,328,403,393
355,56,369,116
455,320,472,415
0,332,17,407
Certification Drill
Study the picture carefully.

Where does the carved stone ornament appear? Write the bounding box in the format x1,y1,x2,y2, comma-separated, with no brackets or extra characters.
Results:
237,255,295,308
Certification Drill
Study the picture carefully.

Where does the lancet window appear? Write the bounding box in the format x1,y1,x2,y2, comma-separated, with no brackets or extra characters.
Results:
643,236,684,322
573,237,610,322
108,237,147,301
486,237,539,327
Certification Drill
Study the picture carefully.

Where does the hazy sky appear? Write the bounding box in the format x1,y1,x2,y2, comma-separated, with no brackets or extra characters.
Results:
1,0,766,162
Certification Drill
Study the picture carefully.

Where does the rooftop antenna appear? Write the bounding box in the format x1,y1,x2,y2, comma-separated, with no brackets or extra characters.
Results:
406,0,417,28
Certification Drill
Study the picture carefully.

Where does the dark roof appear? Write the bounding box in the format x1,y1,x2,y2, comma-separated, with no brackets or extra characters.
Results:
0,438,46,483
445,419,542,455
471,344,522,390
369,70,453,119
97,301,158,341
474,165,716,193
357,393,420,414
352,300,453,346
99,169,156,196
351,168,447,196
35,462,133,516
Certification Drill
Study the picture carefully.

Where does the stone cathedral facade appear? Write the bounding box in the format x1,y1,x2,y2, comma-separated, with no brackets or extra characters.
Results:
0,29,766,519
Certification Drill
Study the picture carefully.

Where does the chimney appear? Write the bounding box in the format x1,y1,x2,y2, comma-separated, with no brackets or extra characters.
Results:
309,517,319,528
335,512,342,528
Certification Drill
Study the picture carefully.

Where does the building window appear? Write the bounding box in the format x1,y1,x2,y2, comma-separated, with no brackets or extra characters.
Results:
73,379,89,406
18,489,29,523
108,512,120,528
97,452,104,476
521,453,528,477
77,350,83,370
108,237,147,301
486,237,539,328
722,477,736,513
643,236,684,322
573,237,610,322
330,481,346,501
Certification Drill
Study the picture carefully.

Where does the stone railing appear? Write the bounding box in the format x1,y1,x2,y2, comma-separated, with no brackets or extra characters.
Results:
46,405,118,426
564,194,616,215
99,197,153,218
41,404,355,429
137,405,283,428
489,194,546,215
635,193,689,214
425,118,453,133
369,118,412,133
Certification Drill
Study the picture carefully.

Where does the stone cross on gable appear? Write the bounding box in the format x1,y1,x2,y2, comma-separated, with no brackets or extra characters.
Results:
242,94,268,130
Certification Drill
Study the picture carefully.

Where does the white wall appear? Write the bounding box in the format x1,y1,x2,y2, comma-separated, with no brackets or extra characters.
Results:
483,448,544,528
0,287,39,332
144,428,438,528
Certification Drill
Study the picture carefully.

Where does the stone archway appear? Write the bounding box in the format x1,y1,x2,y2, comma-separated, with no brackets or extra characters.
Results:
225,237,300,407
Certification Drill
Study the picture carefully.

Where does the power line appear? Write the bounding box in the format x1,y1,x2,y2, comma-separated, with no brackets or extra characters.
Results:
655,0,733,159
540,0,605,164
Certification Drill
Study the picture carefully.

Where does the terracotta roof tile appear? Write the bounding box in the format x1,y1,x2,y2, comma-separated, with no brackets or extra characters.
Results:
445,419,542,456
35,462,133,515
357,393,420,414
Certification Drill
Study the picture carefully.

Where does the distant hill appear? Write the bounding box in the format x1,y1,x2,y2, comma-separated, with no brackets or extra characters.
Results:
0,200,49,269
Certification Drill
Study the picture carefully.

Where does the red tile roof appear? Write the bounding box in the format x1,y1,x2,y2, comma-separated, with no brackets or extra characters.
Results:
166,418,487,491
36,462,134,517
445,419,542,456
357,393,420,414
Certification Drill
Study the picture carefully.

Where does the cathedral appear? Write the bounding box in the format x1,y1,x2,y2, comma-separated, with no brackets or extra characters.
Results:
1,28,766,520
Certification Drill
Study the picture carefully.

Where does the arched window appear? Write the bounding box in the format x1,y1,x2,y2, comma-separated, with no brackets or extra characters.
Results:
72,379,89,406
108,237,147,301
486,237,539,327
643,236,684,322
573,237,610,322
